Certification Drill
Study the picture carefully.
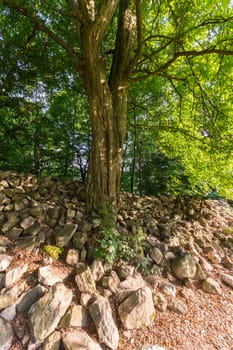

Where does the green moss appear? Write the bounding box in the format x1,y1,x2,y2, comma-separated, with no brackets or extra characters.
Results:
43,245,63,259
222,227,233,235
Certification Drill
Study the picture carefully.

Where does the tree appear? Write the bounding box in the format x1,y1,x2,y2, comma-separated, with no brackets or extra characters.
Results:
1,0,233,215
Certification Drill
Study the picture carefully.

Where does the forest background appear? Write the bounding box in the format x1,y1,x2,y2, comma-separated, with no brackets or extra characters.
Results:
1,0,233,213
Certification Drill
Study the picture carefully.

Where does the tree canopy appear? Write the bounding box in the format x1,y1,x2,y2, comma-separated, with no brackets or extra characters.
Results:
1,0,233,214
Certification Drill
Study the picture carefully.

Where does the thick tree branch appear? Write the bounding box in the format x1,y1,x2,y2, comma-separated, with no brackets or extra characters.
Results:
109,0,137,87
93,0,118,46
132,48,233,81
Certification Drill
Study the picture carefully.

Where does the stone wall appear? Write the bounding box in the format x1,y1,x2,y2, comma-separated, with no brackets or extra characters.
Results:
0,171,233,349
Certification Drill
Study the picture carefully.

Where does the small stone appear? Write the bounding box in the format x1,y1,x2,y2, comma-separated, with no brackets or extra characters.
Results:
206,251,221,264
153,292,167,312
0,282,25,310
38,265,69,286
0,303,16,321
80,293,92,307
61,304,89,328
16,285,45,313
15,237,37,253
42,331,61,350
62,329,102,350
55,224,78,248
150,247,163,265
75,264,96,294
0,317,14,350
102,270,120,293
0,255,13,272
72,231,88,250
144,274,159,289
221,273,233,289
20,216,35,230
66,249,79,266
66,208,76,219
91,260,105,282
117,262,135,280
202,277,222,295
7,227,23,240
168,298,188,314
4,264,28,288
222,255,233,269
179,287,195,300
160,283,176,299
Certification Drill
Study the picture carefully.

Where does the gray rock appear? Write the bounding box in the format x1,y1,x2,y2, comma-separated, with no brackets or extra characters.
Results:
4,264,28,287
0,282,25,310
168,298,188,314
171,253,197,280
62,329,103,350
144,274,159,289
61,304,89,328
38,265,69,286
89,295,119,350
221,273,233,289
72,230,88,249
102,270,120,293
42,331,61,350
0,255,13,272
91,260,105,282
55,224,78,247
66,208,76,219
0,304,16,321
20,216,35,230
202,277,222,295
118,286,155,330
80,293,92,307
116,262,135,280
116,273,145,303
15,237,37,252
153,292,168,312
150,247,163,265
7,227,23,240
160,283,176,299
0,317,14,350
75,264,96,294
16,285,45,313
2,213,20,233
25,222,42,236
28,282,72,343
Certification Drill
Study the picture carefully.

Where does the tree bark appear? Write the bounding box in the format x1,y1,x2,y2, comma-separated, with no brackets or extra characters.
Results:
70,0,136,215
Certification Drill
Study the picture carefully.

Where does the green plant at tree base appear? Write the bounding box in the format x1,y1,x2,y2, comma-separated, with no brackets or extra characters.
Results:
94,205,148,267
43,245,64,259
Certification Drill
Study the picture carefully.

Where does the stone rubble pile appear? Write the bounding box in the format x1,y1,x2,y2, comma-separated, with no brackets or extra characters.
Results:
0,171,233,349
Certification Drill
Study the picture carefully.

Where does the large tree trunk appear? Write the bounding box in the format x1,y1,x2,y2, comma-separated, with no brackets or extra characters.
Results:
81,45,127,215
72,0,136,215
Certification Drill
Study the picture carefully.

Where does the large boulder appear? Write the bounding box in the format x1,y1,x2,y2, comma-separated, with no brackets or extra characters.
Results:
118,286,155,330
89,295,119,350
28,282,72,343
171,253,197,280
